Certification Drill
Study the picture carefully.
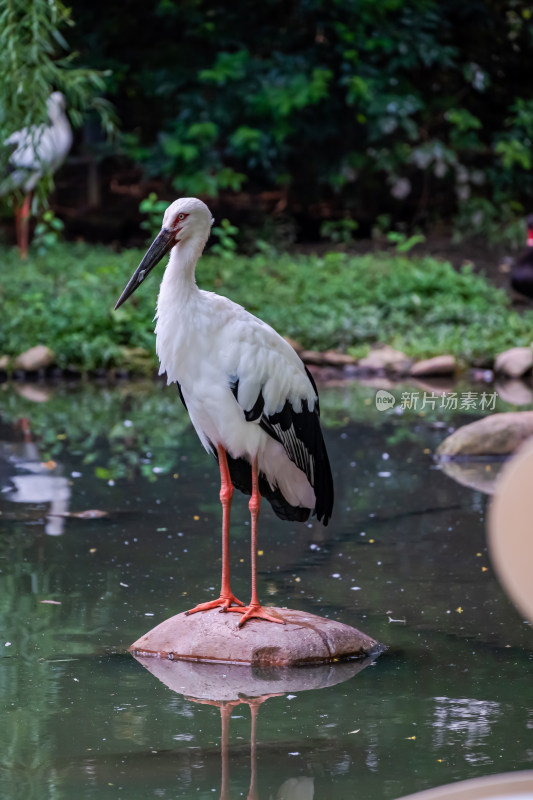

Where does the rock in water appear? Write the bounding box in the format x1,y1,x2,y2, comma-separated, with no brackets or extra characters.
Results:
15,345,55,371
437,412,533,458
359,345,411,374
494,346,533,378
130,607,382,667
410,355,456,377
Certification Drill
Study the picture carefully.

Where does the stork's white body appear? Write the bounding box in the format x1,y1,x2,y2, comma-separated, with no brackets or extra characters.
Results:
115,196,333,623
2,92,72,194
155,236,316,510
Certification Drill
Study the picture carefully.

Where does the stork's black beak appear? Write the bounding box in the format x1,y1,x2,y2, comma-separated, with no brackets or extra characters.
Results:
114,228,175,310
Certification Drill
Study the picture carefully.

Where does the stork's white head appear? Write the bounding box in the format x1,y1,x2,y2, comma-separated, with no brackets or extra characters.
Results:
162,197,214,246
114,197,214,310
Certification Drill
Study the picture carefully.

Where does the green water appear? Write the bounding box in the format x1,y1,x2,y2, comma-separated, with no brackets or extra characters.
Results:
1,379,532,799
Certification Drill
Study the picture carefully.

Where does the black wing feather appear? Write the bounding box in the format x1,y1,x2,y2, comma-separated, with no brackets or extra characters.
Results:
176,381,188,411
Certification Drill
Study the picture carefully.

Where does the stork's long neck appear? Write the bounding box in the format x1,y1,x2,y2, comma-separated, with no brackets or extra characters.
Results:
49,109,73,158
156,235,205,315
155,235,207,382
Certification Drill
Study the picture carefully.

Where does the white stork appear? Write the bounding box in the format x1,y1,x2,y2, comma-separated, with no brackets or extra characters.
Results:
115,198,333,626
1,91,72,257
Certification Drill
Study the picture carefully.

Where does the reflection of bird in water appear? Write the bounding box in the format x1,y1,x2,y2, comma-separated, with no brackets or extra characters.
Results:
132,655,372,798
1,91,72,257
115,197,333,626
1,418,71,535
189,693,312,800
510,214,533,299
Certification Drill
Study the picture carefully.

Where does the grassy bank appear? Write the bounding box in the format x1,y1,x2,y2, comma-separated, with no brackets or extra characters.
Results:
0,242,531,372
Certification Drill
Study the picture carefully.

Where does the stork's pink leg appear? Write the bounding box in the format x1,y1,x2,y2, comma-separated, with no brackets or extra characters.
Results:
185,445,244,615
228,458,285,626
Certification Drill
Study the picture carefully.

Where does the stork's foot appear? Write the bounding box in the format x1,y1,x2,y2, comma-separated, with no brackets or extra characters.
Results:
227,603,286,627
185,593,245,616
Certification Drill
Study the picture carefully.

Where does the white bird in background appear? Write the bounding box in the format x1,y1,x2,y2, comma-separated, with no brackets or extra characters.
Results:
115,197,334,627
1,91,72,257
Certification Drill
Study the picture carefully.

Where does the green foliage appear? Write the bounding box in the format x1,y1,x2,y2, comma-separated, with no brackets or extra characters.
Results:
320,218,359,245
64,0,533,235
453,198,528,248
32,210,65,253
1,242,532,371
386,231,426,253
210,218,239,260
0,0,115,208
0,243,154,371
139,192,168,241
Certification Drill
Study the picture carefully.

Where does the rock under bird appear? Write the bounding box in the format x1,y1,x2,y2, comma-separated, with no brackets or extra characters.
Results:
115,197,334,626
510,214,533,299
1,91,72,257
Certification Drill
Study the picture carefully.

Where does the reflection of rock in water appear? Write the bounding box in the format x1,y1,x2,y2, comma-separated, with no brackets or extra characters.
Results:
132,656,372,800
495,380,533,406
438,460,504,495
133,652,374,701
0,440,71,535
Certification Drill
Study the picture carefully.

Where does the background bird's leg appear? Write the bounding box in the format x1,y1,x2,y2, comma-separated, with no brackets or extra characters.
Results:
229,458,285,626
17,193,32,259
185,446,244,615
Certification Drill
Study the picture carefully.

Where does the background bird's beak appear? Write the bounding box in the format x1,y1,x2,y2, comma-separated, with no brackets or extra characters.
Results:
114,228,175,310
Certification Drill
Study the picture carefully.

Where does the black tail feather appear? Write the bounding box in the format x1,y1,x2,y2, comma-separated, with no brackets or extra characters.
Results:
177,379,328,525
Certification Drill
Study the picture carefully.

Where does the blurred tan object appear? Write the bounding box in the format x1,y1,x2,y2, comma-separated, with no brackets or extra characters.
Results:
488,440,533,623
397,771,533,800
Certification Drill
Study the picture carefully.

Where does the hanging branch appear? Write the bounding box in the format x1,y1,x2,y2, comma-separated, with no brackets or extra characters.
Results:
0,0,117,208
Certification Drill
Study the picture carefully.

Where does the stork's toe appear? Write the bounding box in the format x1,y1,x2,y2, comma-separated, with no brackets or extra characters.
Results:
227,603,286,627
